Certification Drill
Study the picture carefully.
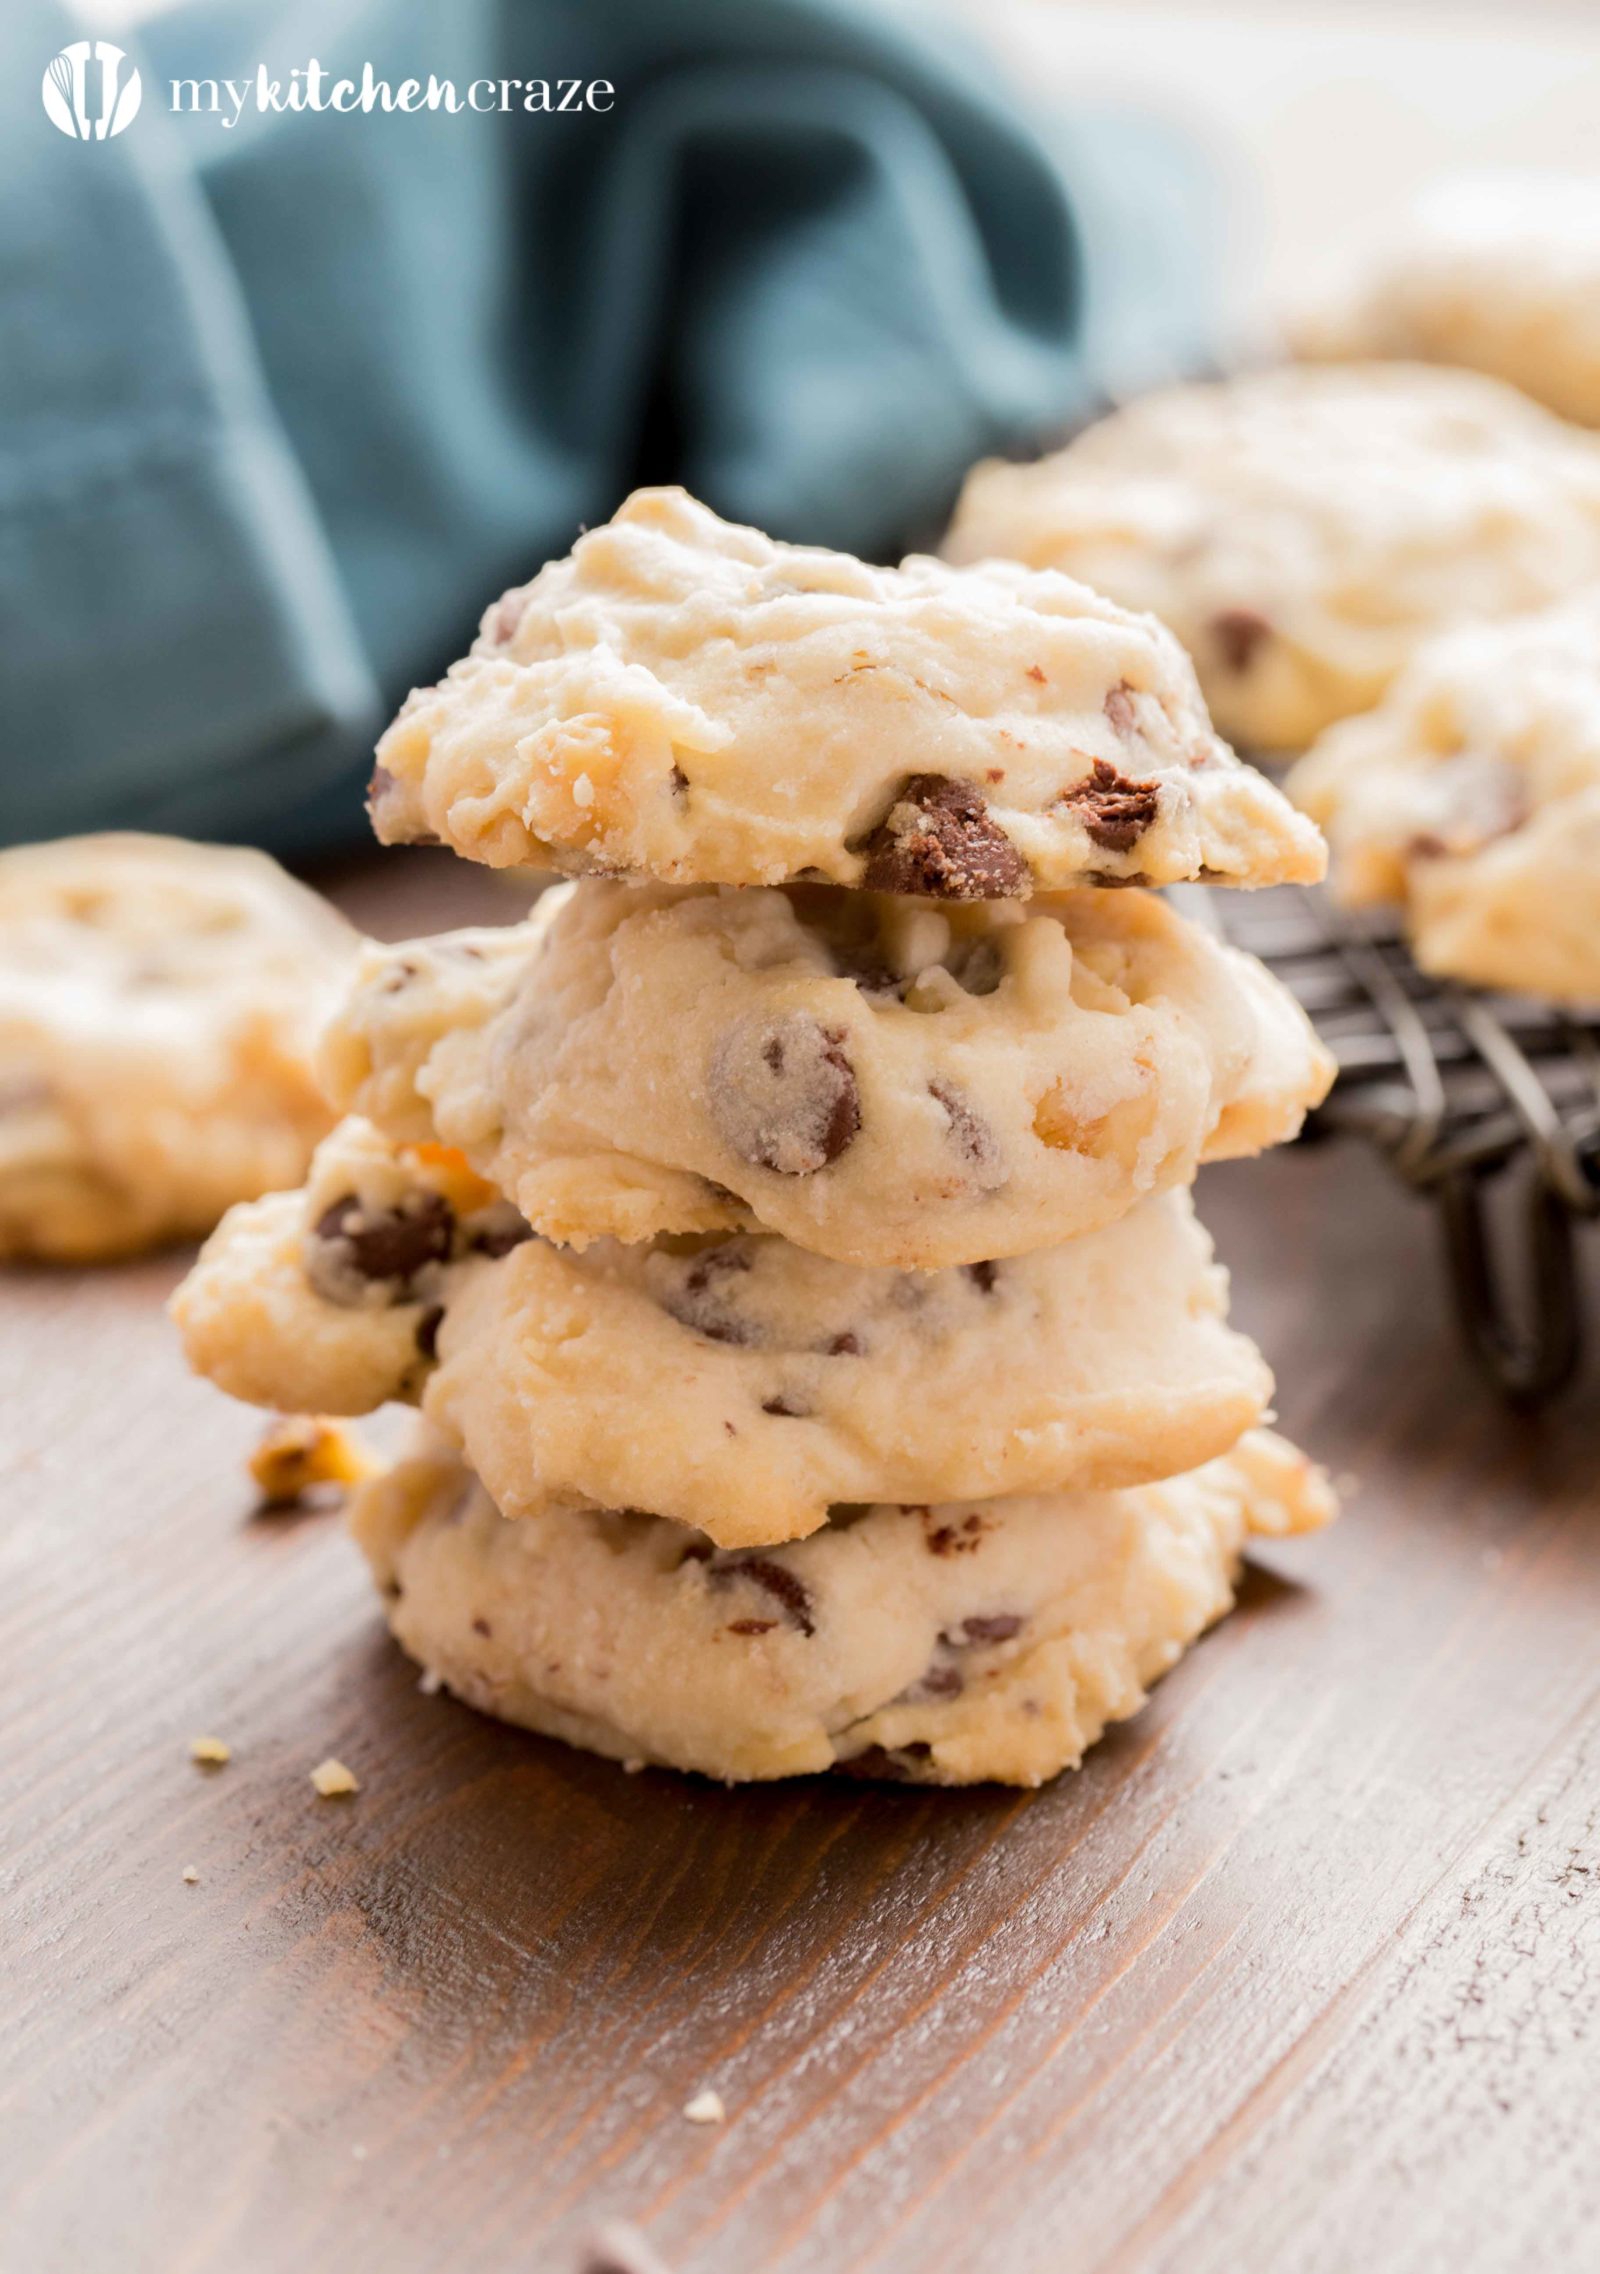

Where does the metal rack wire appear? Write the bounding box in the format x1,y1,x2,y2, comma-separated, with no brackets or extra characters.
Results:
1189,885,1600,1405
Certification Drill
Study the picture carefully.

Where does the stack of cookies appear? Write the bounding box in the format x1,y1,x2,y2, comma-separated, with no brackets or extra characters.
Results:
176,489,1339,1786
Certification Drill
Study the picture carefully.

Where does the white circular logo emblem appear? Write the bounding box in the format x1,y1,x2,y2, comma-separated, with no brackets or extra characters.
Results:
43,40,142,140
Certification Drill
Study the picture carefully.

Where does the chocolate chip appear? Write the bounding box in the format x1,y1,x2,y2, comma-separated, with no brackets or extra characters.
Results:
857,775,1028,900
726,1618,777,1637
1211,608,1271,673
660,1242,757,1344
825,1332,862,1357
365,765,440,846
921,1511,990,1558
1104,681,1138,736
1060,759,1161,854
308,1189,455,1305
668,763,689,802
929,1081,1003,1184
488,591,526,645
761,1393,813,1419
833,1742,932,1782
917,1665,964,1699
467,1206,533,1260
707,1013,861,1177
471,1615,492,1638
964,1260,999,1293
946,1614,1024,1646
706,1554,815,1636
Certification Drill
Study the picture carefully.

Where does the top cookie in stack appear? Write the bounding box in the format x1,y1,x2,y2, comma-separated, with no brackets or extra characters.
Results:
176,491,1335,1787
368,486,1326,892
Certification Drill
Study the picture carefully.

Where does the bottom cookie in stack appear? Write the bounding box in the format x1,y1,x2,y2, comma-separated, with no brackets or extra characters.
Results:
351,1425,1333,1787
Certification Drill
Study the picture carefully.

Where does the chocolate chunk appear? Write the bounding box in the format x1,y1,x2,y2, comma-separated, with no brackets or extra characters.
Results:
706,1554,815,1636
668,763,690,802
1210,608,1271,674
921,1511,990,1558
833,1742,932,1782
946,1614,1024,1646
917,1664,964,1699
660,1242,757,1345
929,1081,1003,1184
726,1618,777,1637
1104,681,1138,736
825,1331,862,1357
857,775,1028,900
471,1615,493,1638
366,762,442,846
1060,759,1161,855
707,1013,861,1176
308,1188,455,1304
467,1206,533,1260
964,1260,999,1293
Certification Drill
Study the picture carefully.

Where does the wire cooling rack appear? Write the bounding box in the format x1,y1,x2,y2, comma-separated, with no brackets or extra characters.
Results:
1183,884,1600,1405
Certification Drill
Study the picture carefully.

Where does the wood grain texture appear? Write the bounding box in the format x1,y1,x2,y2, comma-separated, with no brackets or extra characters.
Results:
3,857,1597,2274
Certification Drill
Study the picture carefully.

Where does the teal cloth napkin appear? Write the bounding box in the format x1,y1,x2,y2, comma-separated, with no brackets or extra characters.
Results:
1,0,1218,853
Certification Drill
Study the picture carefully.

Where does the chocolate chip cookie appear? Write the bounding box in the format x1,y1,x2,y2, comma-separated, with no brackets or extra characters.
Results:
171,1117,527,1414
319,879,1332,1269
1288,592,1600,1001
0,834,355,1261
174,1117,1272,1545
946,364,1600,755
368,487,1324,892
352,1426,1334,1784
1296,174,1600,431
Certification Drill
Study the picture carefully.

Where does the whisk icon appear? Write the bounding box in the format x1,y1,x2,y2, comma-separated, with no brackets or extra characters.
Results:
42,40,143,141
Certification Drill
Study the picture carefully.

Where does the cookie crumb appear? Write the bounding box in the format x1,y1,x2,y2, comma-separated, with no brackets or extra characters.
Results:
622,1756,646,1775
181,1864,200,1884
249,1414,380,1508
418,1668,444,1696
190,1735,231,1766
578,2220,674,2274
310,1757,360,1798
682,2089,725,2124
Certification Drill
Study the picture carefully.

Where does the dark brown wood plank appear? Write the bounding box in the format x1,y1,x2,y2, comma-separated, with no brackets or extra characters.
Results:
3,856,1596,2274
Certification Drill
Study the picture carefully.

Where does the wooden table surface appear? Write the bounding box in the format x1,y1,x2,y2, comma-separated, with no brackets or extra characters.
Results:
4,851,1598,2274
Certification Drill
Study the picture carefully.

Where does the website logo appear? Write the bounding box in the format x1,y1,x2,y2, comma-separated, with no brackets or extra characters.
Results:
42,40,143,140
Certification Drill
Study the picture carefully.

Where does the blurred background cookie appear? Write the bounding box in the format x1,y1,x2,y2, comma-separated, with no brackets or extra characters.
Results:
946,364,1600,756
1288,592,1600,1002
0,834,355,1261
1294,173,1600,429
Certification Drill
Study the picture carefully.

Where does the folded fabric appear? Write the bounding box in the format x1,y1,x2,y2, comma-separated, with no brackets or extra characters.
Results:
0,0,1219,855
